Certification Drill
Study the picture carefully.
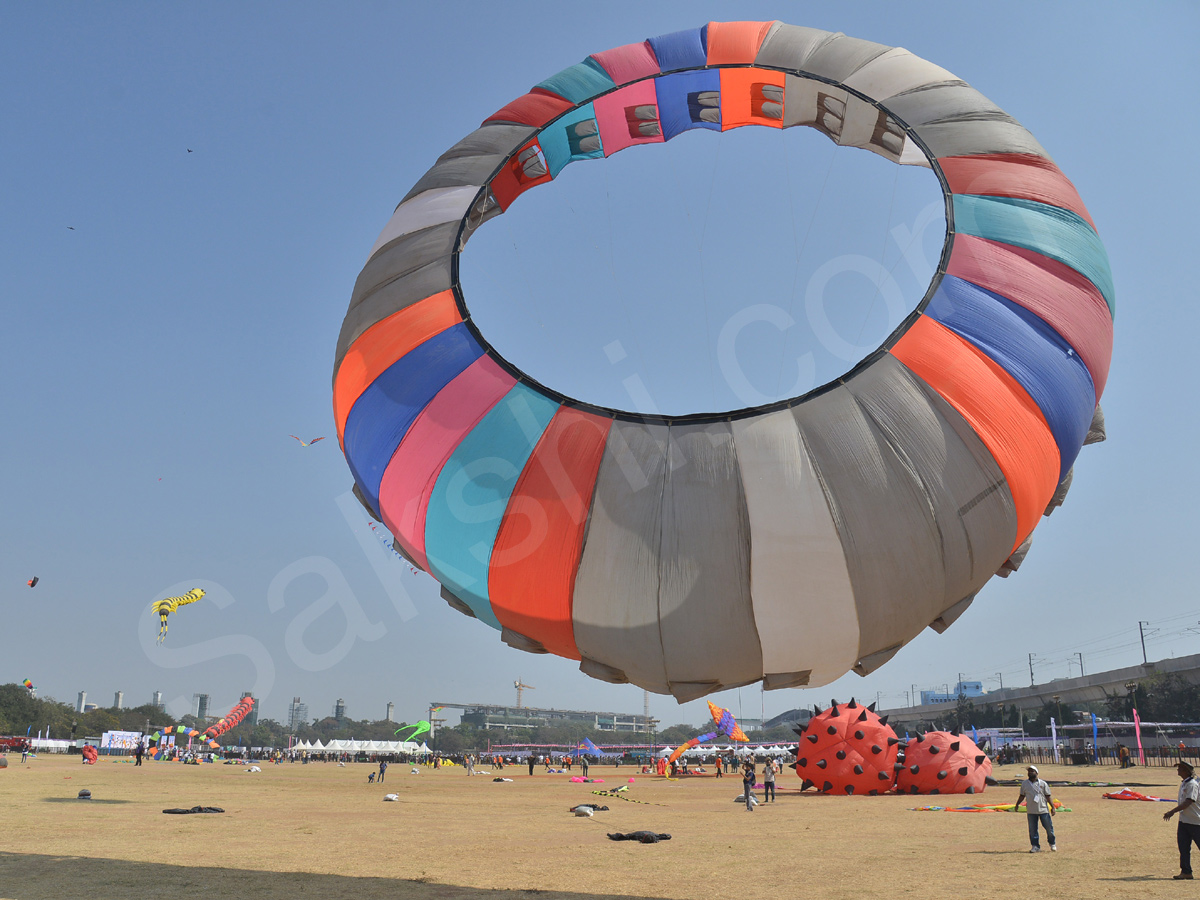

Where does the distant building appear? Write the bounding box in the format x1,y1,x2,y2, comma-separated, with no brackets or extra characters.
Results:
113,691,124,710
288,697,309,731
763,708,814,730
436,701,656,733
920,681,985,705
152,690,164,710
194,694,210,722
76,691,87,713
334,698,346,722
386,701,395,723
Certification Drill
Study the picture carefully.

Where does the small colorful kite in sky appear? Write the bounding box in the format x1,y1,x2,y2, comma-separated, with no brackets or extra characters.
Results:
666,701,749,768
394,720,431,741
152,588,205,643
22,679,35,693
26,577,38,588
290,435,326,447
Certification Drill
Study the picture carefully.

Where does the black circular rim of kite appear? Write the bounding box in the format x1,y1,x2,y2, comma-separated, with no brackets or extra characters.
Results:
448,63,955,427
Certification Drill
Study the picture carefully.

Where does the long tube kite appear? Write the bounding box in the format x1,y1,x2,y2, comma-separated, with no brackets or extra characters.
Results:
152,588,205,643
667,701,748,767
334,19,1113,701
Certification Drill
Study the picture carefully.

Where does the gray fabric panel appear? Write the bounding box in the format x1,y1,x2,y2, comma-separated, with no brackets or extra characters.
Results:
883,83,1010,128
402,157,508,205
909,119,1049,159
846,356,1016,608
349,222,459,315
658,422,760,697
333,222,458,369
1085,403,1106,444
1045,466,1073,515
334,255,453,372
571,421,671,695
399,125,533,205
436,124,534,163
799,34,893,84
996,535,1033,577
753,23,840,72
928,593,974,634
793,384,948,667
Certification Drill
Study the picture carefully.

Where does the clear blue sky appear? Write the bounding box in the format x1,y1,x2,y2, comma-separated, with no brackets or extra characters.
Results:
3,2,1196,731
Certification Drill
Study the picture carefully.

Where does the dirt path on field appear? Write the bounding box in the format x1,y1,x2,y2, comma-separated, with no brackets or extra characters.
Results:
0,757,1187,899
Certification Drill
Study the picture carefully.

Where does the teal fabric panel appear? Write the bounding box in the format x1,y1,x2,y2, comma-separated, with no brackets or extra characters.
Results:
535,61,616,104
953,194,1115,318
539,103,603,177
424,384,561,629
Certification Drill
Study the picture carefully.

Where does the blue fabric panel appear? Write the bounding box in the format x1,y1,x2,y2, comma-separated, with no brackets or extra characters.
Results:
535,61,615,104
926,274,1096,481
648,26,707,72
953,194,1115,319
655,69,721,139
539,104,604,177
424,384,561,628
343,323,485,514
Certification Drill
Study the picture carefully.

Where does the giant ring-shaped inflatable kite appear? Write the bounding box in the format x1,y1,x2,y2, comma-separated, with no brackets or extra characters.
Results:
334,21,1113,702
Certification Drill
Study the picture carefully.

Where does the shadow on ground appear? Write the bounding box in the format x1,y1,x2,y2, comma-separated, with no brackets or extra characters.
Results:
0,852,667,900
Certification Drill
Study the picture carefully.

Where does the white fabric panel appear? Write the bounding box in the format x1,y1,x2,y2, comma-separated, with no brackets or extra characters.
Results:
732,411,859,687
898,137,931,167
367,186,478,264
800,34,892,84
571,422,671,694
754,23,839,71
883,84,1008,128
843,49,959,101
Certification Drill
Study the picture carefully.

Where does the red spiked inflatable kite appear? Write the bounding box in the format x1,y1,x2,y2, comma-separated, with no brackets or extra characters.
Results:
895,730,991,795
793,699,901,795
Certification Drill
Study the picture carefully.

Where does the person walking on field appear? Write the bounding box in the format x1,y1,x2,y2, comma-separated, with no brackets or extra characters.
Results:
1164,760,1200,879
761,757,776,802
1014,765,1056,852
580,755,589,778
378,760,387,782
527,754,535,776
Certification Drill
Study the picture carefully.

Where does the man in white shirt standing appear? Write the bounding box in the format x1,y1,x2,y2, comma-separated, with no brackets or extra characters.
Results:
1014,765,1056,852
1164,760,1200,879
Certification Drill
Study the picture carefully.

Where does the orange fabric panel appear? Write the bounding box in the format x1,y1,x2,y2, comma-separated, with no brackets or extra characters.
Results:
333,290,461,445
706,20,776,64
718,68,785,130
890,316,1059,551
488,407,613,660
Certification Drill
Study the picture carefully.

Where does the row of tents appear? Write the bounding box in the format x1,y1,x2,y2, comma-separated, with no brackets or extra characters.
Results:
291,738,431,754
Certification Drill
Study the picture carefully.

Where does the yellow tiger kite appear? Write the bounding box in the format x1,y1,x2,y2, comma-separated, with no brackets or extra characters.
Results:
153,588,205,643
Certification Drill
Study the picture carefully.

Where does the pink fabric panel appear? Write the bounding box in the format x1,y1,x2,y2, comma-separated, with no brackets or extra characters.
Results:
947,234,1113,400
939,153,1096,230
378,355,517,569
589,41,660,85
593,80,663,156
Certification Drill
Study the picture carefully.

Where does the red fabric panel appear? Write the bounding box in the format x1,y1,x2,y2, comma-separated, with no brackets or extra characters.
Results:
333,290,461,447
706,20,776,64
940,153,1096,230
719,68,785,130
489,139,553,211
483,89,574,128
891,316,1059,551
948,234,1113,399
589,41,660,85
488,407,613,660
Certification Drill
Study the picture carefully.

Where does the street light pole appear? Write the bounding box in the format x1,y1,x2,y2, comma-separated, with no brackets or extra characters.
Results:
1077,652,1085,677
1029,653,1036,687
1139,621,1150,664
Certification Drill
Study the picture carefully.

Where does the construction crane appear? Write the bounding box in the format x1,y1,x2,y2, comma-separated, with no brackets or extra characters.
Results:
514,679,535,708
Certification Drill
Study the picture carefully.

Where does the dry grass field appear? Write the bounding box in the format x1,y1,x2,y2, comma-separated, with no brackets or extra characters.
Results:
0,755,1192,899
